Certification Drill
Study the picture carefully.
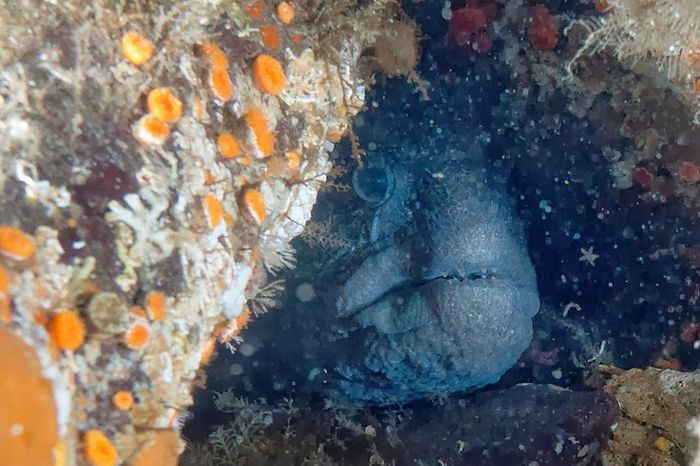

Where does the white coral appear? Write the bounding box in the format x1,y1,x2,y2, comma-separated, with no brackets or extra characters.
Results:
106,187,176,267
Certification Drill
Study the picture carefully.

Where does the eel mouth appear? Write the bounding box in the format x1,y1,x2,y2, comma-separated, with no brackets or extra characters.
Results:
336,254,540,323
337,269,504,317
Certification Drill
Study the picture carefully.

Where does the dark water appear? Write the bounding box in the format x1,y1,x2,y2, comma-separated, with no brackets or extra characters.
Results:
183,1,699,464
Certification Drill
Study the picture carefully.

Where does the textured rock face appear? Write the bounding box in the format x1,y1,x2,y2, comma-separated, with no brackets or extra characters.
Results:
0,0,419,462
397,384,619,465
331,139,540,404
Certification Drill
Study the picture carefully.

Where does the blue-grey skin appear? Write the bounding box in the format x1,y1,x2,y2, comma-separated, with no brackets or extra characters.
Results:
327,134,540,405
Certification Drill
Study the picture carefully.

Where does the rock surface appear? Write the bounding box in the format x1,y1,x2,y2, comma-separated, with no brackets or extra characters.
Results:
0,0,418,463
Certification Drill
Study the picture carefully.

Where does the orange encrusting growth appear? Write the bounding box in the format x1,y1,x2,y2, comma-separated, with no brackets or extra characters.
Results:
0,266,9,296
200,338,217,365
0,326,58,466
124,321,150,349
145,291,166,321
0,226,36,261
199,41,229,68
49,310,86,351
259,25,281,50
246,107,275,157
131,306,148,319
223,212,235,227
235,308,251,332
246,0,266,20
286,150,301,171
193,97,205,120
679,160,700,183
276,2,295,24
217,132,241,159
328,129,344,142
120,31,154,66
133,114,170,145
147,88,183,123
593,0,612,13
0,296,9,323
203,194,224,228
252,54,286,95
0,266,9,323
83,429,118,466
208,66,234,101
130,431,181,466
242,188,266,224
213,308,252,346
112,390,134,411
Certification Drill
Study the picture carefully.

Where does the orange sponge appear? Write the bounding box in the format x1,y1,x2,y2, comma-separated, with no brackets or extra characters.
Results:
49,310,86,351
246,107,275,158
120,31,153,66
0,226,36,261
83,430,117,466
0,327,58,466
253,54,286,95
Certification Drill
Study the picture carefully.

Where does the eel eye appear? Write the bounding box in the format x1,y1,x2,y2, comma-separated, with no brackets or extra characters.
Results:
352,164,395,207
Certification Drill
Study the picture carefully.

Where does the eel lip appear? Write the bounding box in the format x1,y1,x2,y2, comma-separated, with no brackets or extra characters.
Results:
337,268,528,318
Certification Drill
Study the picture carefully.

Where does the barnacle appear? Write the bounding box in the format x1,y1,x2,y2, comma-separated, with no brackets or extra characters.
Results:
276,1,295,24
133,114,170,146
120,31,153,66
85,292,131,335
208,66,233,101
199,41,229,68
83,430,117,466
49,310,86,351
217,131,241,159
241,188,266,224
252,54,286,95
147,88,183,123
124,321,151,349
246,107,275,157
0,226,36,261
112,390,134,411
145,291,166,321
203,194,224,229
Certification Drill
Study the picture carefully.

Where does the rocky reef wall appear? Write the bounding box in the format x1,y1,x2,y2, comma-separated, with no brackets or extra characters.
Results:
0,1,418,464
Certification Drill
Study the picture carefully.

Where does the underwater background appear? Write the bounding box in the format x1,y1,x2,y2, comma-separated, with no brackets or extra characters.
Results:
0,0,699,465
